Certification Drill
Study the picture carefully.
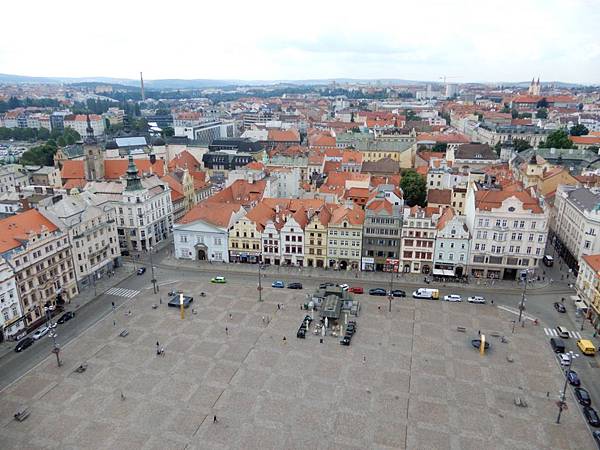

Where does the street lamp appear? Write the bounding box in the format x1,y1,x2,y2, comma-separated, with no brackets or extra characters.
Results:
139,213,158,294
388,215,404,313
556,351,579,424
45,306,61,367
257,254,263,302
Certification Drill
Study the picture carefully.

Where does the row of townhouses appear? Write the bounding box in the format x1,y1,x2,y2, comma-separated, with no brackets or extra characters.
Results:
174,180,550,281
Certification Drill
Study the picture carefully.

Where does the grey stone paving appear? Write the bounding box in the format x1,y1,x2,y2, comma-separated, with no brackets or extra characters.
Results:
0,280,595,450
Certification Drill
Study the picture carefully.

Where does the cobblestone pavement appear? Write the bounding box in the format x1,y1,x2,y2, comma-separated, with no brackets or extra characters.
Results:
0,277,594,450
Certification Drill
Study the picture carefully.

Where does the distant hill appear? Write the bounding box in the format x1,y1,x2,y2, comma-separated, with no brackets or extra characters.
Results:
0,73,592,90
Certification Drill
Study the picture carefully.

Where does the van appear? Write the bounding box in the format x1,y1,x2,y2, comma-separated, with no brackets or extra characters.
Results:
412,288,440,300
556,326,570,339
543,255,554,267
550,337,565,353
577,339,596,356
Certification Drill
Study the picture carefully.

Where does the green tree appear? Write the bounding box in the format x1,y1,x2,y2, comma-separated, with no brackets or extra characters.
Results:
536,108,548,119
400,169,427,207
405,110,420,121
536,98,549,108
432,143,447,152
518,112,532,119
539,129,575,149
500,103,511,114
570,124,589,136
512,139,532,152
511,109,519,119
20,141,58,166
163,126,175,137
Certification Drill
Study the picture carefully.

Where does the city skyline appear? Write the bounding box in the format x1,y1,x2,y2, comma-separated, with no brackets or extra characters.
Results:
1,0,599,84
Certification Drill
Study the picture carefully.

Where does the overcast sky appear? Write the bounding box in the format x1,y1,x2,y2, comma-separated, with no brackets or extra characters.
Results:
1,0,599,84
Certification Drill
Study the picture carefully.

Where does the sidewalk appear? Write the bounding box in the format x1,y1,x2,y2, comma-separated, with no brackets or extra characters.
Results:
154,253,558,293
0,262,136,358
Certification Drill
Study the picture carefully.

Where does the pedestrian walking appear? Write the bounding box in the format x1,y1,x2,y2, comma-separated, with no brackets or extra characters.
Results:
378,305,381,311
277,304,280,310
478,330,480,336
363,355,366,363
491,299,494,305
225,327,228,335
229,313,232,320
213,415,218,423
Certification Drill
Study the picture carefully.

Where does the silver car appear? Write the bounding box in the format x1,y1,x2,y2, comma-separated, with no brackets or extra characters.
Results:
32,326,50,340
467,296,486,304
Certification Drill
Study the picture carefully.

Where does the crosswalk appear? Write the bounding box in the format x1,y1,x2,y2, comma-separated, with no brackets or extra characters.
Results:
544,328,582,339
106,287,140,299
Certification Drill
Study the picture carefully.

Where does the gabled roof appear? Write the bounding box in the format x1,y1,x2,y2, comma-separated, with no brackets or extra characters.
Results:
0,209,59,253
161,174,184,202
329,205,365,226
61,160,85,179
104,159,164,179
207,179,267,206
582,254,600,274
168,150,201,171
267,129,300,142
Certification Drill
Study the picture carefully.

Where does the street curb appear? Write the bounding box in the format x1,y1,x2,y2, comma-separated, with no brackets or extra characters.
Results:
154,260,555,293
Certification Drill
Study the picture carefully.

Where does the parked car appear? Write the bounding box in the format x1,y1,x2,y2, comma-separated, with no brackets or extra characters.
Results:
444,294,462,302
339,284,349,291
287,282,303,289
346,324,356,336
297,327,306,339
348,286,363,294
467,296,486,304
14,337,34,352
369,288,387,296
566,369,580,386
559,353,571,366
340,336,351,346
272,280,285,288
303,315,313,325
390,289,406,298
32,326,50,340
575,387,592,406
550,337,566,353
556,326,570,339
210,276,227,283
57,311,75,324
319,282,338,289
584,406,600,427
553,302,566,313
136,267,146,275
592,430,600,448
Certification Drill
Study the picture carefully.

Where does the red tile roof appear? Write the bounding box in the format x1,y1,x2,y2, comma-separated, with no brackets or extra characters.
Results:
268,129,300,143
104,159,164,179
475,190,543,213
168,150,201,171
427,189,452,205
178,202,242,227
582,254,600,274
0,209,59,253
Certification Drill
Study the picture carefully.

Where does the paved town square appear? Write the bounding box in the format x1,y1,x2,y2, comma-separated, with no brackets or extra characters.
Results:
0,275,594,450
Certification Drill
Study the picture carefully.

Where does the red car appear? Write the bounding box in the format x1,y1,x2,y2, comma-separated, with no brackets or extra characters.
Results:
348,286,363,294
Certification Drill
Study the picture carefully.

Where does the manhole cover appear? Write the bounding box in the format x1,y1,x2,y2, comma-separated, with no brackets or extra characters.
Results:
589,361,599,369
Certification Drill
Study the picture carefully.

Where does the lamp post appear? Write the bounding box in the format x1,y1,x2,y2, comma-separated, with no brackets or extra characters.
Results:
556,351,578,424
45,306,61,367
388,215,404,313
139,213,158,294
257,254,263,302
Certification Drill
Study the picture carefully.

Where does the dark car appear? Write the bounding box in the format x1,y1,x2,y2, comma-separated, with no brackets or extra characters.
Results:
340,336,351,346
553,302,566,313
297,328,306,339
167,295,194,308
592,430,600,448
585,406,600,427
369,288,387,296
57,311,75,324
287,282,303,289
304,315,313,325
550,337,566,353
566,369,581,386
136,267,146,275
14,337,34,352
390,289,406,298
575,387,592,406
345,324,356,336
319,282,338,289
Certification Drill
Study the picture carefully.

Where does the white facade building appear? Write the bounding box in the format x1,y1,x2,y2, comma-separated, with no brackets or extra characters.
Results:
280,214,306,266
433,207,470,278
465,184,549,280
552,185,600,271
0,259,25,341
173,203,245,262
63,114,105,137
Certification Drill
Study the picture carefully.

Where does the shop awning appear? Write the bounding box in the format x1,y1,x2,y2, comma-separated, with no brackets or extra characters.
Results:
433,269,455,276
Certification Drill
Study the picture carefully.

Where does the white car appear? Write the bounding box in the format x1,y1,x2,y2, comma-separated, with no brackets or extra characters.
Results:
339,284,349,291
467,296,486,304
32,326,50,340
559,353,571,366
444,294,462,302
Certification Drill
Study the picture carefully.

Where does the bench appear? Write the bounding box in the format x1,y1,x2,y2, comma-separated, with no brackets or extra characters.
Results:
119,329,129,337
14,408,30,422
456,326,466,333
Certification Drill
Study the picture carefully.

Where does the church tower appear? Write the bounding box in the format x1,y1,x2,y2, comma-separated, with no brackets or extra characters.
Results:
83,113,105,181
528,77,541,96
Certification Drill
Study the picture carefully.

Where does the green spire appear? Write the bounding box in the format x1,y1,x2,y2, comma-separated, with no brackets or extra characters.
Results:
124,152,143,191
